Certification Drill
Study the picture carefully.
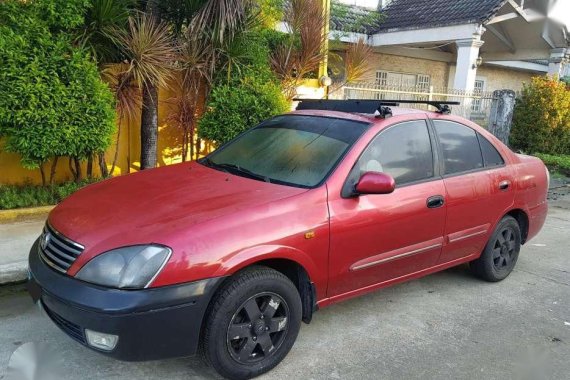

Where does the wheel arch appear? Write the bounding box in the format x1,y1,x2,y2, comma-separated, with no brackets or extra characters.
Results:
505,209,529,244
214,248,319,324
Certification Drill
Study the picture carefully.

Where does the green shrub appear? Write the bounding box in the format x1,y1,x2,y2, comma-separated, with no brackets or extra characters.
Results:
510,76,570,155
534,153,570,176
0,0,115,173
0,179,100,210
198,30,289,146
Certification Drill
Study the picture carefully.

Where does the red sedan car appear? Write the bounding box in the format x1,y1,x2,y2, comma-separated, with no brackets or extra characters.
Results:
27,100,548,380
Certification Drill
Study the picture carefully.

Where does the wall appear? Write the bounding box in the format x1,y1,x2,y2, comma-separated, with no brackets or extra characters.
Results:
361,52,451,89
0,84,214,185
447,64,536,93
362,50,538,94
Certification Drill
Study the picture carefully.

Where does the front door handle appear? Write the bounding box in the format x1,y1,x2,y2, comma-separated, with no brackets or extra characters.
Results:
499,180,511,191
427,195,445,209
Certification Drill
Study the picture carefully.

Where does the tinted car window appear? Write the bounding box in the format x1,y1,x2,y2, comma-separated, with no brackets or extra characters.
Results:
346,120,434,191
203,115,370,188
478,133,504,167
434,121,483,175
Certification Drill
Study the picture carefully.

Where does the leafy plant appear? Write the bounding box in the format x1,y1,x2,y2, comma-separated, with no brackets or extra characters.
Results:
510,76,570,155
198,73,289,145
0,179,101,210
199,29,289,146
0,0,116,185
77,0,134,66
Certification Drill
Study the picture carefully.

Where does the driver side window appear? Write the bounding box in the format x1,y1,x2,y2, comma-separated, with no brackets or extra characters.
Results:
343,120,435,196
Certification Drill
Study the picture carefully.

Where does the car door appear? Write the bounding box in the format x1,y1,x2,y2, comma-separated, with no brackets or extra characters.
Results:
431,119,515,264
327,120,447,298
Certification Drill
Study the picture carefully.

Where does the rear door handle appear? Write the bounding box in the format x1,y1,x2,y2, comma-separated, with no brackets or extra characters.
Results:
499,180,511,190
427,195,445,209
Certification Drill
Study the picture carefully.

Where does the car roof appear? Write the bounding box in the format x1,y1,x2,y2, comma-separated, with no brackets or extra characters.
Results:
290,107,432,123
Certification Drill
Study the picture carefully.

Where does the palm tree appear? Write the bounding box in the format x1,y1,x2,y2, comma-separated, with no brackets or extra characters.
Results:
270,0,328,100
115,12,177,169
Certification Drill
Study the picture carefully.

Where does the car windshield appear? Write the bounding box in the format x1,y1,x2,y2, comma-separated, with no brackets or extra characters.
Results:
200,115,370,188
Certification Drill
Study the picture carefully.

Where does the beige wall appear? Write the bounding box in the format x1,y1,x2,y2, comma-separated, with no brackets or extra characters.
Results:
447,64,536,93
363,51,538,93
362,52,450,89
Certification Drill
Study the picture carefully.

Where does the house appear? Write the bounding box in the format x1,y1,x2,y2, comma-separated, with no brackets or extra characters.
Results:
329,0,569,96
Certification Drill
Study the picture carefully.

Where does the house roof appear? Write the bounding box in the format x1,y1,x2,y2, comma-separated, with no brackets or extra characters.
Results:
330,3,383,34
373,0,506,32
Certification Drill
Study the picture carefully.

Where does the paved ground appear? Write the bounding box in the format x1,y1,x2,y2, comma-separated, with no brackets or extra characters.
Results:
0,207,569,380
0,220,43,284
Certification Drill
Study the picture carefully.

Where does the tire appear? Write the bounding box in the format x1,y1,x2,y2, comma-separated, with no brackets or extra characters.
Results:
470,215,521,282
201,266,302,380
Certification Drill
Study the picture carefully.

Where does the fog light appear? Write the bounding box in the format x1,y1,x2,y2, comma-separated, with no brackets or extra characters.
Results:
85,329,118,351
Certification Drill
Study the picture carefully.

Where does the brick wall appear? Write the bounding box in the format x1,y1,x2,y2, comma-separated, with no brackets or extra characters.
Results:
361,52,450,88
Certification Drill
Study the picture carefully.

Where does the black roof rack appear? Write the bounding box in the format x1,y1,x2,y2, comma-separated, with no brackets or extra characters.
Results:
294,99,461,117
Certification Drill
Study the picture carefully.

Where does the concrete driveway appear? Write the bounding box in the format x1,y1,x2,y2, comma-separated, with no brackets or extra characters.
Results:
0,207,569,380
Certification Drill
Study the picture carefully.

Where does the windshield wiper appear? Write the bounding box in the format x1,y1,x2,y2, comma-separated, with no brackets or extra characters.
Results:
207,160,271,183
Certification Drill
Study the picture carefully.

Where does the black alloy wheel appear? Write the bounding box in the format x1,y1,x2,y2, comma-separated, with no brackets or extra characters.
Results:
202,266,302,380
470,215,521,282
226,292,289,364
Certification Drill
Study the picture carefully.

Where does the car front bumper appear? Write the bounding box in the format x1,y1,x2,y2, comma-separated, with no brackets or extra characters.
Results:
27,239,224,361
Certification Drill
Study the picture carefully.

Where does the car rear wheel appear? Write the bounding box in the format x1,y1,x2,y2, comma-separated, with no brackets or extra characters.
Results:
469,215,521,282
201,266,302,380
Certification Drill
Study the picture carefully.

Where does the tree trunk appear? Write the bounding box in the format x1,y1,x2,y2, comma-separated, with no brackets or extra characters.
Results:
39,163,46,187
49,156,59,184
68,157,77,179
73,157,82,183
140,82,159,169
87,155,93,178
98,153,109,178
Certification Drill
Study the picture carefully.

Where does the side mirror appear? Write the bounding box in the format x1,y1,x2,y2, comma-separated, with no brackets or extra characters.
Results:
355,172,396,195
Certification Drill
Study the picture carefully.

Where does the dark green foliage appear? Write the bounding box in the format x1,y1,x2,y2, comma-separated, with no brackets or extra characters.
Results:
198,30,289,145
0,0,116,171
0,179,101,210
79,0,135,64
510,76,570,155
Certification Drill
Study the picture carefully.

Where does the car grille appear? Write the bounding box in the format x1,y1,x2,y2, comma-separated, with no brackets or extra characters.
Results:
38,223,84,274
42,301,86,344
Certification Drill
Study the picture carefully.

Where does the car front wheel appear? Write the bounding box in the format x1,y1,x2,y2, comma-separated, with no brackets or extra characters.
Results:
202,266,302,380
470,215,521,282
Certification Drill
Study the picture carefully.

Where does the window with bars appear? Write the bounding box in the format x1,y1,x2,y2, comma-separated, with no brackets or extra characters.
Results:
375,71,431,89
471,79,485,112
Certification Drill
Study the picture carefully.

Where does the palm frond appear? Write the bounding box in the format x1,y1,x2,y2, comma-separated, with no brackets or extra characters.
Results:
344,38,372,83
191,0,252,44
100,63,142,121
114,12,178,89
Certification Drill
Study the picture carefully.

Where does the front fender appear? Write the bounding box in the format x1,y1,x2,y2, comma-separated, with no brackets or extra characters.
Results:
213,244,326,299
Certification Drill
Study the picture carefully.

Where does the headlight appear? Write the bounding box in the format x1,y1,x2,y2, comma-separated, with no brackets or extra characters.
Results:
75,245,171,289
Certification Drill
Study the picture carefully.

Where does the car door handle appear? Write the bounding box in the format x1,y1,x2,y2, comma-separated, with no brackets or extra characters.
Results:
499,180,511,191
427,195,445,209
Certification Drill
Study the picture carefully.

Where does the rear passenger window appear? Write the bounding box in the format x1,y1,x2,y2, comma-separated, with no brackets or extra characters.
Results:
349,120,434,187
478,133,504,167
434,121,483,175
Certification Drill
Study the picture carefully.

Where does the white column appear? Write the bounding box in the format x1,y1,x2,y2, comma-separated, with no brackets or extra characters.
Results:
453,38,484,92
548,48,567,77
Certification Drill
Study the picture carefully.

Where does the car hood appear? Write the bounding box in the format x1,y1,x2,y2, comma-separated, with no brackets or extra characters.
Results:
48,162,307,256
